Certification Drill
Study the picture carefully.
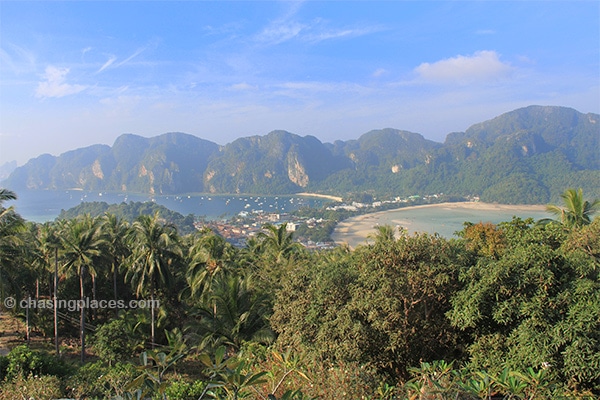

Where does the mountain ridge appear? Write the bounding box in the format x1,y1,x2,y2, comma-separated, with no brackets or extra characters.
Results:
3,105,599,204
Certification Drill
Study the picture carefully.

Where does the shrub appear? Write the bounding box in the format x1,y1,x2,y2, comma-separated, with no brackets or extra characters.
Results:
3,345,72,381
0,374,64,400
65,360,137,399
92,318,136,365
0,356,8,381
159,378,207,399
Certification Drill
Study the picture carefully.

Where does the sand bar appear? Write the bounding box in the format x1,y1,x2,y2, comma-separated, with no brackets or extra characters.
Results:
296,192,343,202
332,202,548,248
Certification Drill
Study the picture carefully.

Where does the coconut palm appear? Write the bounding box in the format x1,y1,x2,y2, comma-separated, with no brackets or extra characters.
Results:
0,188,24,257
31,222,62,353
102,213,131,306
0,188,17,204
256,223,302,264
21,224,53,328
60,214,108,362
30,223,55,298
251,223,304,295
368,224,397,246
185,229,236,300
0,188,25,302
38,222,62,354
126,212,182,348
188,272,274,351
545,188,600,228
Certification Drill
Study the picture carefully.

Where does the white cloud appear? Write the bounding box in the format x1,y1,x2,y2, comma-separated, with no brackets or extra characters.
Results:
312,24,385,43
0,43,36,74
259,0,305,44
257,22,380,46
116,47,146,67
98,55,117,73
35,66,87,98
414,50,513,85
254,2,379,46
256,21,306,45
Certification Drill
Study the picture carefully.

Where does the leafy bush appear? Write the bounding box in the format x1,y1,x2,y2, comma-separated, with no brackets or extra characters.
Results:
0,356,8,381
158,378,207,399
401,361,593,400
2,345,72,381
92,318,137,365
0,374,64,400
302,360,381,399
66,360,137,399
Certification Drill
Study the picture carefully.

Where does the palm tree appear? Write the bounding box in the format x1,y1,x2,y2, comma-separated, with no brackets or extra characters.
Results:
251,223,304,295
0,188,25,303
189,273,274,351
34,222,62,354
256,223,302,264
0,188,17,204
102,213,131,307
545,188,600,228
30,224,52,299
185,229,235,299
126,212,182,348
60,214,107,362
368,224,397,246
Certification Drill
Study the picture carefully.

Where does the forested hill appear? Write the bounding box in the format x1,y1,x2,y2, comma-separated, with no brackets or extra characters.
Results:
57,201,197,235
3,105,599,204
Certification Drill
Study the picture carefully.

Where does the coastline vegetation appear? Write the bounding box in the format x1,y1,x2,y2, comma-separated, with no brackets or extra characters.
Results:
0,187,598,399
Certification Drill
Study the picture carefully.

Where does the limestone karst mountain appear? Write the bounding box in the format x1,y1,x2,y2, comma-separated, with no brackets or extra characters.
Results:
4,106,599,204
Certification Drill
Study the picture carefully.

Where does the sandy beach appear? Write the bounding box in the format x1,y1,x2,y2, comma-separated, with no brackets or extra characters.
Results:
296,192,344,202
331,202,548,248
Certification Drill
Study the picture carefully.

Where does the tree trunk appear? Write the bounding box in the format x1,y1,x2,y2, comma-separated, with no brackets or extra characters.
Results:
26,303,30,344
151,285,155,349
91,273,96,321
113,262,119,317
92,274,96,302
54,247,59,355
80,266,86,363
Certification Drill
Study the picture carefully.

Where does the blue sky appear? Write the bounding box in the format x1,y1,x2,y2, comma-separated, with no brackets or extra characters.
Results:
1,1,598,165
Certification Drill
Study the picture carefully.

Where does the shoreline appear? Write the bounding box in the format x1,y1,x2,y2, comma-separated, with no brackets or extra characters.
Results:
296,192,343,202
331,201,548,248
356,201,545,215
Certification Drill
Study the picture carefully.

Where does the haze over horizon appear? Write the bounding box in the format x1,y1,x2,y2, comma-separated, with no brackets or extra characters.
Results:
1,1,598,166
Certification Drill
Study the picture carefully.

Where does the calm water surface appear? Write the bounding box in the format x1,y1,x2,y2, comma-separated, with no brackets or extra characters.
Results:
333,203,553,247
388,206,552,237
8,190,329,222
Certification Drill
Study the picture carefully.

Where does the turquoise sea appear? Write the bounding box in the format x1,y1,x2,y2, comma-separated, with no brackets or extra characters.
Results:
7,190,331,223
332,203,553,247
389,205,552,237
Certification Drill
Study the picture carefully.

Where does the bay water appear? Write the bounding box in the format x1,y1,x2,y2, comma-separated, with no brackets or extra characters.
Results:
332,203,553,247
7,190,330,223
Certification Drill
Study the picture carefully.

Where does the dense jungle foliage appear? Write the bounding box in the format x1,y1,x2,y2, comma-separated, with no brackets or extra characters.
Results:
0,187,598,399
57,201,197,235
